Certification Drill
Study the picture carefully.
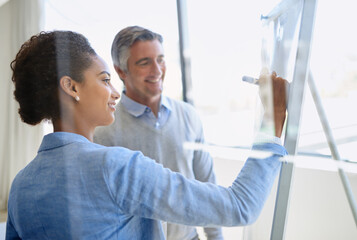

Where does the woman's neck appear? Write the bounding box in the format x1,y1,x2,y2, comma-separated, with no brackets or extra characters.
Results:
53,119,94,142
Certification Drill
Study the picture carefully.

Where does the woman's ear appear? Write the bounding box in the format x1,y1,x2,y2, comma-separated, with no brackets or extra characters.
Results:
59,76,80,101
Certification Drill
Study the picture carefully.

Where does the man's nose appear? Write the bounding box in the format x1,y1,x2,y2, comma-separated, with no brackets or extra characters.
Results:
151,61,162,76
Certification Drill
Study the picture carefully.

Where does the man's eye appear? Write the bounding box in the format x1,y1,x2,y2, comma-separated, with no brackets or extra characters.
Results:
138,61,148,66
158,58,165,64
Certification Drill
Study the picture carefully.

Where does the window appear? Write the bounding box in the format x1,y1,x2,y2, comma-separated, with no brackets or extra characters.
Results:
185,0,357,164
45,0,182,100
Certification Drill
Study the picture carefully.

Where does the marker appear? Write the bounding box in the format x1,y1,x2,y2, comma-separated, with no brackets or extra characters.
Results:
243,75,290,110
242,76,259,85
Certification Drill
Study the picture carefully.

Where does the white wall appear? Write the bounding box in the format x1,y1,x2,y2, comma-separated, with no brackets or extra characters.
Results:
0,0,45,211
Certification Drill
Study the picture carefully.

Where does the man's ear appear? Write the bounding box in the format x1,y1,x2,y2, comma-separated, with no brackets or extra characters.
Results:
59,76,79,99
114,65,126,82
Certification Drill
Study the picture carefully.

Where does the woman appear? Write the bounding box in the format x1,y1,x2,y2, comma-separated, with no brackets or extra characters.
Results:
6,31,287,239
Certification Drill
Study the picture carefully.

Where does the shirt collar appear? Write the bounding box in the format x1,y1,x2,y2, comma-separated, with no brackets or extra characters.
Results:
38,132,90,152
120,92,172,117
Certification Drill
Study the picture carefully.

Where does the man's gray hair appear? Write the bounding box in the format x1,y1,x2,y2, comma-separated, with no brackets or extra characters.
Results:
111,26,163,73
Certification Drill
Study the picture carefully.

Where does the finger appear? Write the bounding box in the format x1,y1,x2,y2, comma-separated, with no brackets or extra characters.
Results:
257,72,272,85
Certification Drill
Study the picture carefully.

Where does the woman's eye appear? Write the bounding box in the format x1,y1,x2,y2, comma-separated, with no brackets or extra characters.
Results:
103,78,110,84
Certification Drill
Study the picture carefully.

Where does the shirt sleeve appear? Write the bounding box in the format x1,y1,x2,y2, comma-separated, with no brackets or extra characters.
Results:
102,142,286,227
6,213,21,240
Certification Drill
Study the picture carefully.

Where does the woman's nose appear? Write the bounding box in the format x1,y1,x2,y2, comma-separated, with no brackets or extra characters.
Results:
111,85,120,100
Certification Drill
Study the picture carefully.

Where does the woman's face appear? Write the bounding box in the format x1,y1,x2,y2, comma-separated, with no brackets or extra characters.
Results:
75,56,120,128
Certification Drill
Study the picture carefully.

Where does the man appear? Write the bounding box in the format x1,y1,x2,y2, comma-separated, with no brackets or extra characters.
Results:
94,26,224,240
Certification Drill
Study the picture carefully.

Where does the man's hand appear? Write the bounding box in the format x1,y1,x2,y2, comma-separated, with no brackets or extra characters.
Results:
258,71,289,138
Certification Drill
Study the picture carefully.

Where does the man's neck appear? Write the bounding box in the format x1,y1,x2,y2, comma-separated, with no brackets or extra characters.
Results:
124,92,162,117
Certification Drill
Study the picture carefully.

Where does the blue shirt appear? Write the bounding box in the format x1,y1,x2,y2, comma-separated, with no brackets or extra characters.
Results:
7,132,286,239
119,92,171,129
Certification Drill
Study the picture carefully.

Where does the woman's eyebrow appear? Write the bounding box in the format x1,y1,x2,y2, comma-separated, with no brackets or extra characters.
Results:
98,71,111,76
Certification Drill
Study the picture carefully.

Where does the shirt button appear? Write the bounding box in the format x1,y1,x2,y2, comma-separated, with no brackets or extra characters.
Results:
155,122,160,128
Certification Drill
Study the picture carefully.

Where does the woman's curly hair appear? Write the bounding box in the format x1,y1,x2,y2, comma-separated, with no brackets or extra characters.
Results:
11,30,97,125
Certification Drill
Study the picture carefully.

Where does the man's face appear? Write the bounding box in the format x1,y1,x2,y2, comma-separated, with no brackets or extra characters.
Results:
120,39,166,106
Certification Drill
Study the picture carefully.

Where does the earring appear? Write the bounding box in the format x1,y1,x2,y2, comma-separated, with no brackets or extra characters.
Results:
75,96,80,102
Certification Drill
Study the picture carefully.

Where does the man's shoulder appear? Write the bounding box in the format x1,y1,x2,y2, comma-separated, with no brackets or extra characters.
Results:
93,124,119,146
94,124,115,136
164,97,203,130
164,96,197,114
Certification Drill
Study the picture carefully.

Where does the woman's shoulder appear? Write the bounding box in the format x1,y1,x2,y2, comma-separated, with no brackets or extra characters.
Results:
90,142,147,164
